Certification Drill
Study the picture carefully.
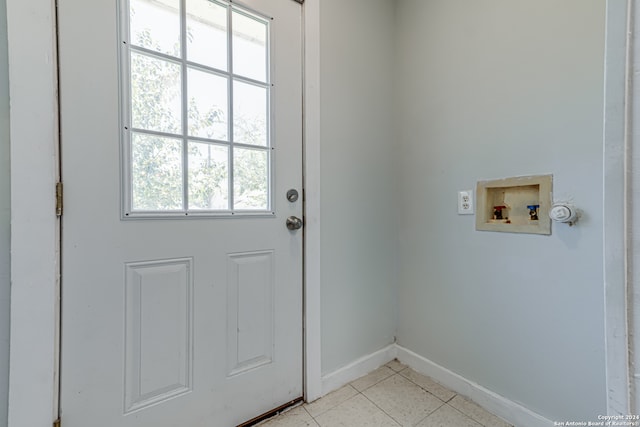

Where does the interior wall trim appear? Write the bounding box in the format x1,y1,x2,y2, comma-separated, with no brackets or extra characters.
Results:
318,344,552,426
395,345,553,427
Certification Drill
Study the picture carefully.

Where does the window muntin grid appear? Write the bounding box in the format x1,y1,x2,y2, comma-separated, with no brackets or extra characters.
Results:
122,0,272,217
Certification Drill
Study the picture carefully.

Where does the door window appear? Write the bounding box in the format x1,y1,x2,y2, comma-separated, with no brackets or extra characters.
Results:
122,0,272,217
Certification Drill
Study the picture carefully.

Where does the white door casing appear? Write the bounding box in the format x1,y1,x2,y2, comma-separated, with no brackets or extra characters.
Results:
58,0,303,425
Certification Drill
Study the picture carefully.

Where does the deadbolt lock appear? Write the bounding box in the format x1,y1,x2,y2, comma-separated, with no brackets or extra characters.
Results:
286,189,299,203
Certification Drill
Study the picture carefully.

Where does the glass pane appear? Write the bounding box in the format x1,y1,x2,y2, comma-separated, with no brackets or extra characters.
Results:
131,52,182,134
131,133,183,211
232,11,268,82
233,81,267,146
187,0,228,70
130,0,180,57
188,142,229,210
188,68,228,140
233,148,268,210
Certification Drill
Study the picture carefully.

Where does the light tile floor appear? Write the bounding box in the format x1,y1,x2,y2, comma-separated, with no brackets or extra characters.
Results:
257,360,513,427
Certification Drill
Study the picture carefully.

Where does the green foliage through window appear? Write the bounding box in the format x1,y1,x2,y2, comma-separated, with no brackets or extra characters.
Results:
125,0,271,214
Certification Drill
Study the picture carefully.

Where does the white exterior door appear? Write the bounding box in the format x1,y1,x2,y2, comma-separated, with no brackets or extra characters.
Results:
58,0,303,426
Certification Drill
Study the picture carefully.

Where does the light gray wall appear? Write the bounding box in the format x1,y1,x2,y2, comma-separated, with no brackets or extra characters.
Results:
0,0,10,424
319,0,398,375
395,0,606,420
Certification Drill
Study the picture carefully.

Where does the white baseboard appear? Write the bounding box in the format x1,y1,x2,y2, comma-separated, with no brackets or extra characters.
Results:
396,345,554,427
317,344,553,426
320,344,397,396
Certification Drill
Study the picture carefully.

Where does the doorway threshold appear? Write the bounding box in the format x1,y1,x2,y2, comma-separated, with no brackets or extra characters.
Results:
237,397,304,427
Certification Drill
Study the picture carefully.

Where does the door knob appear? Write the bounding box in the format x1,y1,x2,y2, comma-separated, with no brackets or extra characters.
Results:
286,216,303,230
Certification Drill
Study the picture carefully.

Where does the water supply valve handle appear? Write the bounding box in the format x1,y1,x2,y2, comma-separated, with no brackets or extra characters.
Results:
527,205,540,220
493,205,507,220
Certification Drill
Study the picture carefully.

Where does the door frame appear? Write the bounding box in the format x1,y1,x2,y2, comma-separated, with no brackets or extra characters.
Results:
6,0,632,425
6,0,60,425
302,0,322,403
603,0,634,415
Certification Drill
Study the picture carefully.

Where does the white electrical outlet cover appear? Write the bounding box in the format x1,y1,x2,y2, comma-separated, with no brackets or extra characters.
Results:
458,190,474,215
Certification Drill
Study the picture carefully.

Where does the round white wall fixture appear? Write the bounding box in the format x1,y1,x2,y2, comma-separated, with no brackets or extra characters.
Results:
549,202,578,225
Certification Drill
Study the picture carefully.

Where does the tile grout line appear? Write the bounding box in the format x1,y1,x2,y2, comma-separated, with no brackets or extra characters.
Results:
303,386,363,425
442,402,486,427
301,404,320,426
305,372,403,426
392,371,449,426
358,371,450,427
356,373,402,426
374,366,477,427
279,363,510,427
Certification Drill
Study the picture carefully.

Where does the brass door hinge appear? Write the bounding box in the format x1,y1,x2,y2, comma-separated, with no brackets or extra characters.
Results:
56,182,63,217
53,417,61,427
